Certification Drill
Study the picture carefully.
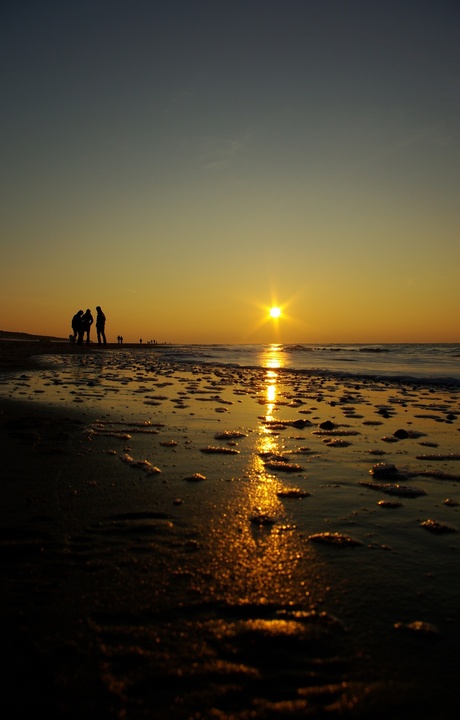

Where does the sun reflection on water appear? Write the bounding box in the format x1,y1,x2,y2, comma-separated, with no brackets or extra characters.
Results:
262,343,285,370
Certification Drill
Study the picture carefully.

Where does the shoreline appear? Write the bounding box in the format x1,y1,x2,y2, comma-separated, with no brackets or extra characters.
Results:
3,338,460,388
0,338,173,372
1,341,459,718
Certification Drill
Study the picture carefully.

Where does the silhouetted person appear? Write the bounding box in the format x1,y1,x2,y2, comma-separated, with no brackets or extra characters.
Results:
95,306,107,344
72,310,84,344
81,309,93,345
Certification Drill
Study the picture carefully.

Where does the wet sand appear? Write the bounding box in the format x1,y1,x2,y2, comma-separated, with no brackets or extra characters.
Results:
0,340,459,719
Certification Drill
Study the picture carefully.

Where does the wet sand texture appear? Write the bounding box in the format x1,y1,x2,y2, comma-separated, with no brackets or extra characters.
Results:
0,340,459,719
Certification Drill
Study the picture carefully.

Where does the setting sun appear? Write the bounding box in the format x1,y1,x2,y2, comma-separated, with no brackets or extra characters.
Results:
269,307,281,319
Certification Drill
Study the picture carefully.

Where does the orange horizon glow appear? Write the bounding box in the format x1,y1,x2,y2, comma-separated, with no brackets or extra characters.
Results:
1,294,459,346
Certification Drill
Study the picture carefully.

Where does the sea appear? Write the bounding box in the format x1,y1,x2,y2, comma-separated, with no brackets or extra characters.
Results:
2,341,459,388
135,342,460,386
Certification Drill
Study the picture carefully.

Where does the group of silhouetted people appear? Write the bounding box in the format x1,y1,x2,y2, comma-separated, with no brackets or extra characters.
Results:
71,306,106,345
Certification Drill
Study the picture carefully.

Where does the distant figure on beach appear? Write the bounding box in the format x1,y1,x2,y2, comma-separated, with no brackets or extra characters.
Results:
80,309,93,345
71,310,84,343
95,306,107,345
117,335,123,344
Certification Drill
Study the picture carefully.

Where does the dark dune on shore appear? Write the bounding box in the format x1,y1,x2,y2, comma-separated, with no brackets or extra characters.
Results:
0,338,459,719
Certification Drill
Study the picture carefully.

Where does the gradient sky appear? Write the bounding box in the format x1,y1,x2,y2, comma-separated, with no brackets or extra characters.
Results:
1,0,459,343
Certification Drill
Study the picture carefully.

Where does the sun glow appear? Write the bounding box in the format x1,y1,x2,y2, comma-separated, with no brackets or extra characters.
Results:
269,306,281,319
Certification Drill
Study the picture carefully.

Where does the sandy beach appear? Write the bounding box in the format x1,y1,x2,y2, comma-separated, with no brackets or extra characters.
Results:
0,339,459,719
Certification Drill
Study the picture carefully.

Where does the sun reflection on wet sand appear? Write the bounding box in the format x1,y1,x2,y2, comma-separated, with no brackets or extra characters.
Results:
198,343,325,608
265,372,277,422
261,343,283,424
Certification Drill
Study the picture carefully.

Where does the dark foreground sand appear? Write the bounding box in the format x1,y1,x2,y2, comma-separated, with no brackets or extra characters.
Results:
0,340,459,719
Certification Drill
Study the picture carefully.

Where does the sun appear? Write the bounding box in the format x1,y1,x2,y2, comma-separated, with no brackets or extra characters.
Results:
269,306,281,319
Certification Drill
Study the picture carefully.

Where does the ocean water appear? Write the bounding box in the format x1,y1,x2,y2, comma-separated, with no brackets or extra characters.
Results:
137,342,460,385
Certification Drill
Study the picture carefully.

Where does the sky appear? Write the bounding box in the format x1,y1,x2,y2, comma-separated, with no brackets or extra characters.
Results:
1,0,459,344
